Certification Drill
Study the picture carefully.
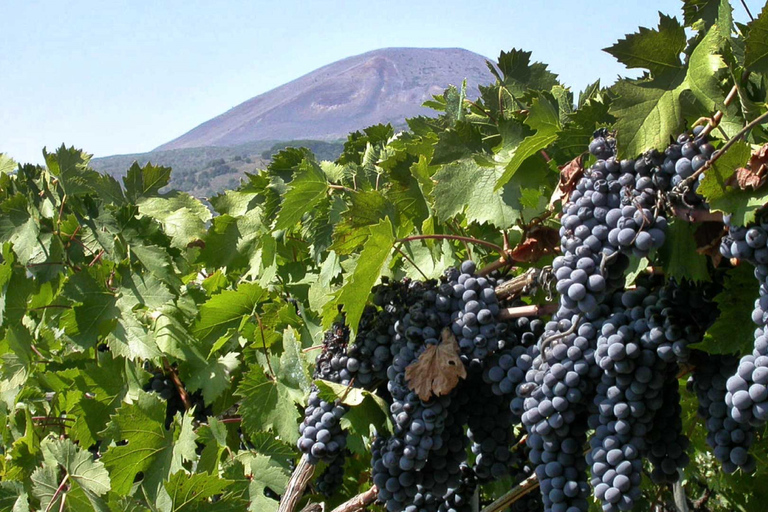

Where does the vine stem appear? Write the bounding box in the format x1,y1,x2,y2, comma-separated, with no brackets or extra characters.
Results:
163,358,192,411
329,485,379,512
678,110,768,194
328,183,356,193
44,474,69,512
277,454,316,512
254,312,275,379
498,303,557,320
397,235,504,254
394,243,429,280
480,472,539,512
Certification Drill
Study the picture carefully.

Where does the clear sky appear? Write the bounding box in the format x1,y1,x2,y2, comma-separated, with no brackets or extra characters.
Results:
1,0,761,164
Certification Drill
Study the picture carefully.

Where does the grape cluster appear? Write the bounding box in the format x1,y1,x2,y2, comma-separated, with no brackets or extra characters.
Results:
520,128,681,512
144,370,209,428
315,453,347,496
689,352,756,473
665,126,715,205
646,374,690,484
437,463,477,512
447,260,505,372
297,387,348,464
721,263,768,426
466,379,516,481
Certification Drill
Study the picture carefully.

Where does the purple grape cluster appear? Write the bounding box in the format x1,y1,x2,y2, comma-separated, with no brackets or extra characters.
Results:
689,352,756,473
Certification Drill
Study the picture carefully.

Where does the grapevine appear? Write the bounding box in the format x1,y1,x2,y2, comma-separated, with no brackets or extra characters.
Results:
1,2,768,512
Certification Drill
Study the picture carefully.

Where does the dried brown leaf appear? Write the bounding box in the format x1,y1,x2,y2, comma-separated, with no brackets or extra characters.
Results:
548,155,584,208
694,222,726,267
732,167,765,190
750,144,768,175
405,328,466,401
508,225,560,263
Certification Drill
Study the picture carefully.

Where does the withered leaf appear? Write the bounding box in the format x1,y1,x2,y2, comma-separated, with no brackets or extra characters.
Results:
548,155,584,208
694,221,726,267
405,328,466,401
750,144,768,175
732,167,766,190
509,225,560,263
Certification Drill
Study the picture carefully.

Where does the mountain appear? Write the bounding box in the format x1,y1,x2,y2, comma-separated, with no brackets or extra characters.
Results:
155,47,494,151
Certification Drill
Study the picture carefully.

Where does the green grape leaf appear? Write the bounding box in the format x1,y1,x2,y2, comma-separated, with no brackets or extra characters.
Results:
137,192,212,249
181,351,241,404
67,356,127,447
658,220,710,282
0,481,29,512
694,263,759,355
243,432,295,470
100,392,197,501
31,439,110,512
161,471,233,511
604,13,686,75
193,282,269,344
494,94,561,190
60,270,119,351
274,158,328,230
324,218,394,333
238,452,290,512
236,364,303,444
683,0,732,31
745,4,768,74
0,153,16,175
610,22,726,157
698,141,760,225
43,145,99,196
490,48,559,97
0,194,46,266
123,162,172,201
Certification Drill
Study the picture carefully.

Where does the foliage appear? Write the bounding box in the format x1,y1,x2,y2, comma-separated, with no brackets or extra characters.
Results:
1,1,768,511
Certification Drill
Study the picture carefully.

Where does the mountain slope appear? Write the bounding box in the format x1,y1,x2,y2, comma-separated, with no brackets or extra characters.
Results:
155,47,494,151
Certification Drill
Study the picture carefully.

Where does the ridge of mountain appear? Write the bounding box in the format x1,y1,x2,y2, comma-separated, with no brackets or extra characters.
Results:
154,47,494,151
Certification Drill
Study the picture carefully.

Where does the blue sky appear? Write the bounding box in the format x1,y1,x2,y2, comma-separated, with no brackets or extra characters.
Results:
1,0,761,164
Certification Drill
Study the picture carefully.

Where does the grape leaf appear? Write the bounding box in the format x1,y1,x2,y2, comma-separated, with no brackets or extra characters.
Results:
745,4,768,74
43,145,99,196
192,282,268,344
494,94,561,190
182,351,240,404
487,48,559,98
137,192,212,249
161,471,233,511
658,220,710,282
273,158,329,231
123,162,172,201
0,481,28,512
238,452,290,512
682,0,732,31
610,22,726,157
694,263,759,355
67,356,127,447
604,13,686,75
324,218,394,333
100,393,197,501
60,270,119,351
433,157,553,229
698,141,760,225
236,364,303,444
32,438,111,512
0,153,16,175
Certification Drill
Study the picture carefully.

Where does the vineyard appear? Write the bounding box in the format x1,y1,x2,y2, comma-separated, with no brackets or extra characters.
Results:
2,1,768,511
